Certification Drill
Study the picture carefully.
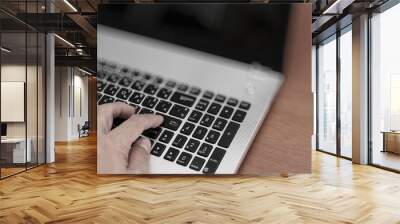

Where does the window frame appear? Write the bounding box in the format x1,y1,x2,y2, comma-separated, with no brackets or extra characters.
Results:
367,0,400,173
315,23,353,160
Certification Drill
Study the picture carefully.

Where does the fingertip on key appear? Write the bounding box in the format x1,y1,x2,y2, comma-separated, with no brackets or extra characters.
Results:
156,114,164,124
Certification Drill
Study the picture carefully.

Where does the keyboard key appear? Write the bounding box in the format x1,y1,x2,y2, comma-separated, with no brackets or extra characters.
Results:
184,139,200,153
170,92,196,107
155,100,172,113
200,114,215,127
160,114,182,131
177,84,188,92
218,122,240,148
172,134,188,148
189,156,205,171
188,110,203,123
144,84,159,95
143,127,162,139
104,84,119,96
176,152,192,166
143,74,152,80
193,126,207,140
120,67,129,73
132,71,141,77
239,101,251,110
215,94,226,103
205,130,220,144
159,130,174,143
195,99,209,111
197,143,213,157
227,98,238,106
132,80,145,90
232,110,246,122
107,73,120,83
157,88,172,99
116,88,132,100
98,95,114,104
164,147,180,162
151,143,166,156
181,122,195,135
119,77,133,87
165,80,176,88
207,103,221,115
203,147,226,174
169,104,190,119
97,80,106,92
97,70,107,79
142,96,158,108
153,77,163,84
129,92,145,104
189,87,201,95
97,93,103,102
139,108,154,114
220,106,234,119
212,118,227,131
203,91,214,99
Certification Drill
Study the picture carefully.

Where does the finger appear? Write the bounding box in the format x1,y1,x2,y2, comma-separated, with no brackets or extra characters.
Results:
127,137,151,174
100,102,137,119
107,114,163,151
98,102,137,133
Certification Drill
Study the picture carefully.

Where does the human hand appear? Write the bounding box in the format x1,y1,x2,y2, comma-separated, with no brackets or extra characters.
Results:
97,102,163,174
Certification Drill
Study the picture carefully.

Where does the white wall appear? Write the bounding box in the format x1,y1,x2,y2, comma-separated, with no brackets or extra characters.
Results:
54,66,69,141
1,64,46,164
1,65,38,137
54,67,89,141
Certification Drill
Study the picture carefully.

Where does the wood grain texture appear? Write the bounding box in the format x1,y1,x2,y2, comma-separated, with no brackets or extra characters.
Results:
0,135,400,223
240,5,312,173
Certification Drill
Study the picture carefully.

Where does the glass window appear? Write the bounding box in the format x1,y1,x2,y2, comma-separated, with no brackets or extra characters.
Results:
371,2,400,171
339,28,352,158
317,36,337,154
1,31,28,177
0,1,46,179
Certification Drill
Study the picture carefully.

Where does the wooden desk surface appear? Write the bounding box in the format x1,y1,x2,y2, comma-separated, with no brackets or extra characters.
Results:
239,5,312,174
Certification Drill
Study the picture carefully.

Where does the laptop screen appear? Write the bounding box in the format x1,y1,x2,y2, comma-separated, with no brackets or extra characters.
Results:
1,123,7,137
98,4,290,73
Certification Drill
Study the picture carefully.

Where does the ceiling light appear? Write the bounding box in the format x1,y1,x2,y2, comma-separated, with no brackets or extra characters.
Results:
1,47,11,53
54,34,75,48
78,67,92,76
63,0,78,12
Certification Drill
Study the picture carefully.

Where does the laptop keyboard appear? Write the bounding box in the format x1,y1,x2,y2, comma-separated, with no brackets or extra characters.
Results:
97,61,251,174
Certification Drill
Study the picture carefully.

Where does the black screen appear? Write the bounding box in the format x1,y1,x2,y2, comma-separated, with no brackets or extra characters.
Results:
98,4,290,73
1,123,7,136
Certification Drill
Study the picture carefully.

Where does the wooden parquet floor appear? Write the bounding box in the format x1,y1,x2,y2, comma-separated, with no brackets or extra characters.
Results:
1,135,400,224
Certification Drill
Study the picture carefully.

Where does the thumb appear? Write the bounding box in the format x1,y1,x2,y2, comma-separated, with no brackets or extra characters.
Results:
127,137,152,174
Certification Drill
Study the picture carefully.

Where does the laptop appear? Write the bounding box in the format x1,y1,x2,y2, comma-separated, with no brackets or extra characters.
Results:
97,4,290,174
1,123,7,140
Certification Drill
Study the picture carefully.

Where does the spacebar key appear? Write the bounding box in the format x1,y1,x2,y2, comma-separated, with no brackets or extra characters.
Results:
217,121,240,148
170,92,196,107
160,114,182,131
